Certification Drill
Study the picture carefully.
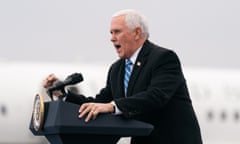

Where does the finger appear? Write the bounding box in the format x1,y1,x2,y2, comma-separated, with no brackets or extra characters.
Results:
85,110,94,122
48,73,56,80
92,109,98,120
79,104,92,118
48,73,56,79
43,80,52,88
48,74,58,82
79,103,88,113
85,108,98,122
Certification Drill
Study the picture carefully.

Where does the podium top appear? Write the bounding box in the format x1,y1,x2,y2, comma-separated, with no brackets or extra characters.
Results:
30,101,153,137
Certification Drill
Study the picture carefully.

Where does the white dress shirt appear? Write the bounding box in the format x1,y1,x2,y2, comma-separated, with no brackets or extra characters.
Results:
112,46,142,114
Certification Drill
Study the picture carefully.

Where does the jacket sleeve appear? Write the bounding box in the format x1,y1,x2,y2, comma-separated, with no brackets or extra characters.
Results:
65,66,114,105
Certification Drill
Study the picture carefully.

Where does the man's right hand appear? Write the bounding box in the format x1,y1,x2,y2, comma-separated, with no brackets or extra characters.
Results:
43,74,63,97
43,73,58,88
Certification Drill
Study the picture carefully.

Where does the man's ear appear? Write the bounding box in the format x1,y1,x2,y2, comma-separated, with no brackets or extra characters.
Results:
134,27,142,40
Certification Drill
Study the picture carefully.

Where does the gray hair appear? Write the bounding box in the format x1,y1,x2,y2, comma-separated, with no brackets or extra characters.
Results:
112,9,149,38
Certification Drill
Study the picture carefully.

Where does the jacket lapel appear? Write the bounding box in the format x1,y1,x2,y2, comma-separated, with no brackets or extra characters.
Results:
118,59,126,98
126,40,151,96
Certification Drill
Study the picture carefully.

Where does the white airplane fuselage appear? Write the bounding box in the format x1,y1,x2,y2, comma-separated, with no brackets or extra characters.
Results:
0,61,239,144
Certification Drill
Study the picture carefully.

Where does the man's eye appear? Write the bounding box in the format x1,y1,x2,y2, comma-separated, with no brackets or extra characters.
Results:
115,30,120,33
114,30,121,34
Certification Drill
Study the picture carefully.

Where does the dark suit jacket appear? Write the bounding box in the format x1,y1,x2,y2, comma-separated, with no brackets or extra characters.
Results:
66,40,202,144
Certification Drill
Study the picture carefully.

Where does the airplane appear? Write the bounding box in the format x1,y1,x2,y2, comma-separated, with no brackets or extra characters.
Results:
183,68,240,144
0,61,240,144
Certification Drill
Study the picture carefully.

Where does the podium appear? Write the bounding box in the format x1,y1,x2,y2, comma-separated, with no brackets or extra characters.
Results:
29,100,153,144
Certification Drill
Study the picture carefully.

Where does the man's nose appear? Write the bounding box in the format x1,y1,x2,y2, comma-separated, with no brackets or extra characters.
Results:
110,34,117,42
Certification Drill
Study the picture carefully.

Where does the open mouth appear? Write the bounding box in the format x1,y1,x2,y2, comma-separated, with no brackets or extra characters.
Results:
115,44,121,49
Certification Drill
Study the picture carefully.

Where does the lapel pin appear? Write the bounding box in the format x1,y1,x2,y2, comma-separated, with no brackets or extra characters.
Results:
137,61,141,66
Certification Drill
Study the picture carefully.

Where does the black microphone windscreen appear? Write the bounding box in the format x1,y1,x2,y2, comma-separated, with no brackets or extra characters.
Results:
65,73,83,85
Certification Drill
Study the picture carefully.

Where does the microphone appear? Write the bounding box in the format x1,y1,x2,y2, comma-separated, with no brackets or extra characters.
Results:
47,73,83,99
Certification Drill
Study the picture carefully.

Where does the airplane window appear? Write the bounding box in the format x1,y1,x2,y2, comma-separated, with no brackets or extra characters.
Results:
234,111,239,122
220,111,227,121
0,104,7,116
207,111,214,121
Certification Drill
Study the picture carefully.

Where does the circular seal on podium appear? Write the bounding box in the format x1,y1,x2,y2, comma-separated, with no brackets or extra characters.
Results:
32,94,45,131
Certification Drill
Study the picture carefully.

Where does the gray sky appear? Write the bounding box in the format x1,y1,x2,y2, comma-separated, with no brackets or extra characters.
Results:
0,0,240,68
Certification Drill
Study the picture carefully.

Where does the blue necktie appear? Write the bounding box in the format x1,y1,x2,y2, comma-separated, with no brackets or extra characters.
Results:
124,59,132,95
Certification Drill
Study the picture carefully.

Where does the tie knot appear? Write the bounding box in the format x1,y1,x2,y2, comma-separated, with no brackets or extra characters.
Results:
126,59,132,66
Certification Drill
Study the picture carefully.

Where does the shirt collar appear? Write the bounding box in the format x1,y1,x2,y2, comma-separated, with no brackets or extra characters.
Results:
126,46,143,64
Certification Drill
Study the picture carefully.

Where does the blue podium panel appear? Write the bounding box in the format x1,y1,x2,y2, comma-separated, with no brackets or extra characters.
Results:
30,100,153,144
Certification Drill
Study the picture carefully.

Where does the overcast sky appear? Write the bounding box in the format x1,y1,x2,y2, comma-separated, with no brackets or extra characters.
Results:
0,0,239,68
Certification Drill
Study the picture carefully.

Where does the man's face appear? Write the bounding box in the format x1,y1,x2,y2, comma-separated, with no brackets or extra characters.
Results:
110,15,138,59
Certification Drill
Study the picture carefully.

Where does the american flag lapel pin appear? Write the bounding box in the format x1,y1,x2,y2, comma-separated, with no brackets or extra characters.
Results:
137,61,141,67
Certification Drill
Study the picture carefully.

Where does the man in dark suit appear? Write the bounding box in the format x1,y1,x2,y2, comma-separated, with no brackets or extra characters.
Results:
44,9,202,144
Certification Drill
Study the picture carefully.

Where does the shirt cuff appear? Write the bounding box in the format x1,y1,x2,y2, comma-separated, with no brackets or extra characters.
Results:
111,101,122,115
